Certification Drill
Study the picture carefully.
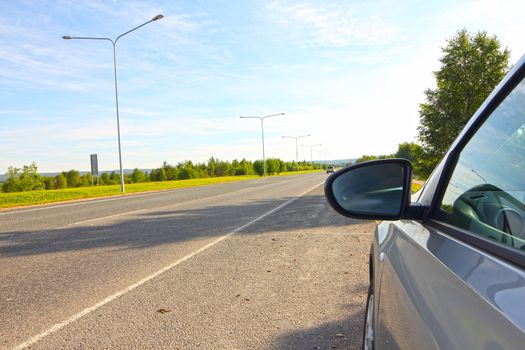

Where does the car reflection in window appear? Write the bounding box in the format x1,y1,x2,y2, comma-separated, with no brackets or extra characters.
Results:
445,184,525,250
438,77,525,251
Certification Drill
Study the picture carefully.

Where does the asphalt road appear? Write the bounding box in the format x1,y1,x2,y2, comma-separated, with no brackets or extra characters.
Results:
0,173,375,349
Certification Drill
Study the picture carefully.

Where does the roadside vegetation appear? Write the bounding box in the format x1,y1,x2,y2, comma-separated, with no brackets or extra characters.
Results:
0,170,320,208
1,157,325,194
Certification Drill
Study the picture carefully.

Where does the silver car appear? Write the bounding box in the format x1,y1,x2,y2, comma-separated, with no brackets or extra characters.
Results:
325,55,525,349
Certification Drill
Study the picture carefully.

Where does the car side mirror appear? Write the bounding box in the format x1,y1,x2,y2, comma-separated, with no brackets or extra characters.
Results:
324,159,413,220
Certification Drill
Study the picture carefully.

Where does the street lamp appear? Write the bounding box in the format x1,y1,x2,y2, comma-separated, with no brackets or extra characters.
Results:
63,14,164,193
282,134,310,173
301,144,322,163
240,113,285,176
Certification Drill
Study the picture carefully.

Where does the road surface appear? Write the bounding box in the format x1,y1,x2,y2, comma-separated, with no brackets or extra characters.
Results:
0,173,375,349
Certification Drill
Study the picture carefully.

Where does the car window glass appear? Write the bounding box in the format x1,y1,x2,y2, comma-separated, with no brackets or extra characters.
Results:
436,77,525,251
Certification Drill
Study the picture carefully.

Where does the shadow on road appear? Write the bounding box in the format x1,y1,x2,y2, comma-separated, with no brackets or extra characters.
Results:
0,194,369,258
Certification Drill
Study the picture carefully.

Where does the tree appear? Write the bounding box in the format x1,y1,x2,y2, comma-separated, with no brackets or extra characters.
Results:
2,163,45,192
131,168,146,183
253,160,264,176
418,29,510,174
64,170,82,187
355,155,378,164
394,142,425,178
55,173,68,189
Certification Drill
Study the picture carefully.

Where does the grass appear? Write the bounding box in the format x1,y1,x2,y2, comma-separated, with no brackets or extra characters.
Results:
412,182,423,193
0,170,323,209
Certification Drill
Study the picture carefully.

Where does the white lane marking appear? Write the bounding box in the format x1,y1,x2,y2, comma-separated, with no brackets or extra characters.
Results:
64,208,150,227
13,182,323,350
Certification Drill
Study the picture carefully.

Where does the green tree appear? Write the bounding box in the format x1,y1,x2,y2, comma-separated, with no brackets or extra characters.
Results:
253,160,264,176
64,170,82,187
266,158,280,175
355,155,378,164
394,142,425,178
55,173,68,189
81,173,93,186
99,173,110,185
131,168,146,183
418,29,510,174
44,177,56,190
2,163,45,192
109,171,120,184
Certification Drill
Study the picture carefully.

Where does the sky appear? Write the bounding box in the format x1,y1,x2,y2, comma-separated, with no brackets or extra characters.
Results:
1,0,525,173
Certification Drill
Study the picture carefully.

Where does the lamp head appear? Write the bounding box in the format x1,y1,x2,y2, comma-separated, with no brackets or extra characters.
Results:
62,35,72,40
152,14,164,21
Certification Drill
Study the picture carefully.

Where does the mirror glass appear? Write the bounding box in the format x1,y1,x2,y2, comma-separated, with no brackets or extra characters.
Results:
332,163,405,216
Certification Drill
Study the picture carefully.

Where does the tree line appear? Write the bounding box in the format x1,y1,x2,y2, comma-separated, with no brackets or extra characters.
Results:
1,158,325,193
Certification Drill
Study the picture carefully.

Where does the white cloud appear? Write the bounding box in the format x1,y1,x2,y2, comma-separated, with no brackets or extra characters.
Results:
265,1,403,48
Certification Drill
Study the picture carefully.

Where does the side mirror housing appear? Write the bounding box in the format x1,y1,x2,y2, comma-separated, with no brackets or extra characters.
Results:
325,159,414,220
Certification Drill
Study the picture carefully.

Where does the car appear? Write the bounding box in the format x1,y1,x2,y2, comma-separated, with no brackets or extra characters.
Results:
325,54,525,349
326,165,335,173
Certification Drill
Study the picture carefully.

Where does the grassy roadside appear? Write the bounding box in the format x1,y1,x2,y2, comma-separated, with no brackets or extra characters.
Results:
0,170,322,209
412,182,423,193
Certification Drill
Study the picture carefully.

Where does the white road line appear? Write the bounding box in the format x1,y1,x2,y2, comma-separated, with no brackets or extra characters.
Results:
64,208,150,227
13,182,323,350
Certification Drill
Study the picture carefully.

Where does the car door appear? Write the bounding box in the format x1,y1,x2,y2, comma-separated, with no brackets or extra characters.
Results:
375,64,525,349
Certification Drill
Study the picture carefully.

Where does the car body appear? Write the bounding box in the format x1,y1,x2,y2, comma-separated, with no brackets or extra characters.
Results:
326,165,335,173
325,54,525,349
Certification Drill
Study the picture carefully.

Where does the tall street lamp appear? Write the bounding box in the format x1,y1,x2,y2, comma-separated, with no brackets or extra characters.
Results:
240,113,285,176
63,14,164,193
282,134,310,173
301,144,322,163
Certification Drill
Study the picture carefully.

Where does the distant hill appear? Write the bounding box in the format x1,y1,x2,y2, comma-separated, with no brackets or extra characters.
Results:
315,159,354,166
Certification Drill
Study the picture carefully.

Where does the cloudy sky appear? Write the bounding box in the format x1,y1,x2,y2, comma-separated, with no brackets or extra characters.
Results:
1,0,524,173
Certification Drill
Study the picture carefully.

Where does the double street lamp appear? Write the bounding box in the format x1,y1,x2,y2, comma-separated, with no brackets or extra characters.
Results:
240,113,285,176
301,144,322,163
282,134,310,173
63,14,164,192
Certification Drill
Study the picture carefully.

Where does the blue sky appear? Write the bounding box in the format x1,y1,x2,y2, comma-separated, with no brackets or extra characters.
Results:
1,0,524,173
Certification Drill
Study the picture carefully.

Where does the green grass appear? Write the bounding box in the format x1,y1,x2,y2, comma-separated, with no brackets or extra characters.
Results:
0,171,322,209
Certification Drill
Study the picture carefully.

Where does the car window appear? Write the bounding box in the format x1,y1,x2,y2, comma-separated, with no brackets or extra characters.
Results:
436,77,525,251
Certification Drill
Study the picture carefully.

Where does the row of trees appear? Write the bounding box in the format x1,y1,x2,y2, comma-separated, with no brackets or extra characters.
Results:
1,158,325,193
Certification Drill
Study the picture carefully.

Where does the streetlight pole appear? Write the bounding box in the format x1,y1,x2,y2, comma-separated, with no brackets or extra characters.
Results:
63,14,164,193
282,134,310,173
240,113,285,176
301,143,322,164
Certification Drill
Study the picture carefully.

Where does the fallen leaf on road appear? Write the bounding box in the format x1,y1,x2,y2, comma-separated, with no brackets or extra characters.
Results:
157,308,171,314
244,298,251,301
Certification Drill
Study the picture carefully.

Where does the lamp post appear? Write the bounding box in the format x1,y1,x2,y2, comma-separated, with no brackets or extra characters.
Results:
317,148,328,160
240,113,285,176
282,134,310,173
63,14,164,193
301,143,322,163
